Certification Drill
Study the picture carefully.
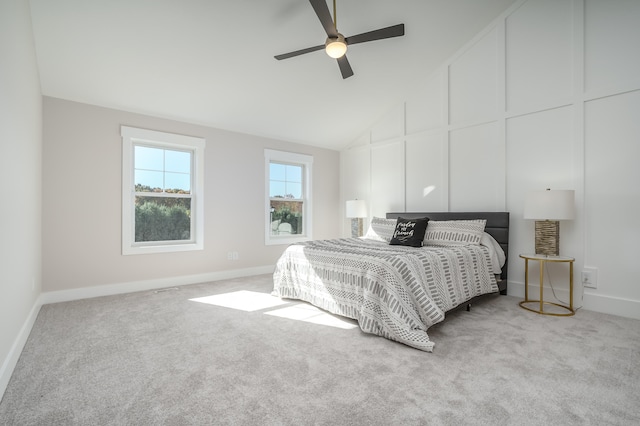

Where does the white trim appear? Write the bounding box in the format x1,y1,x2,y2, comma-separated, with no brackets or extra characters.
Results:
582,292,640,321
40,266,275,305
121,126,205,255
0,298,42,400
508,280,640,320
264,149,313,246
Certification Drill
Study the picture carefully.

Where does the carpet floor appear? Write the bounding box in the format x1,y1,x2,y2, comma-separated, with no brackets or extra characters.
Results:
1,274,639,425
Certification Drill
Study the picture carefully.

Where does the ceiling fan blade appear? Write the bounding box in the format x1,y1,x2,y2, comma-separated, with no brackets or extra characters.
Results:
309,0,338,37
275,44,325,60
345,23,405,46
337,56,354,79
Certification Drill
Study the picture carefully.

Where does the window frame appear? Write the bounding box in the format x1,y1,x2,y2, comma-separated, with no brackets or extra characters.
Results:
121,126,205,255
264,149,313,246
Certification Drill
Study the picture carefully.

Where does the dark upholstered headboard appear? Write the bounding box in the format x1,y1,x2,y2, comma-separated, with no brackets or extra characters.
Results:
386,212,510,295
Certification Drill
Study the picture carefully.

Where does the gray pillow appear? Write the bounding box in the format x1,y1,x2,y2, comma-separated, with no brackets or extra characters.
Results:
363,217,397,242
423,219,486,246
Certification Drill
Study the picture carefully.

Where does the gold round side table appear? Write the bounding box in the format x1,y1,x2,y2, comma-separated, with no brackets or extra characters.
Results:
519,253,575,316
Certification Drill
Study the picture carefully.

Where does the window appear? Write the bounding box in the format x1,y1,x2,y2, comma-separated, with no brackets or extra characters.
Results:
265,149,313,245
121,126,205,255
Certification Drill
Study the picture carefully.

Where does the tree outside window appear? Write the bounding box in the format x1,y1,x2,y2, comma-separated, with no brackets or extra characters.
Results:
269,162,303,235
134,145,192,243
264,149,313,245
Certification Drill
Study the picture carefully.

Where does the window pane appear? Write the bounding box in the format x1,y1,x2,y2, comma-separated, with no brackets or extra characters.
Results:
135,170,164,192
135,146,163,171
270,163,286,181
270,162,303,199
286,182,302,199
135,145,192,193
286,165,302,183
165,150,191,174
165,172,190,193
270,200,303,235
270,181,286,198
135,196,191,242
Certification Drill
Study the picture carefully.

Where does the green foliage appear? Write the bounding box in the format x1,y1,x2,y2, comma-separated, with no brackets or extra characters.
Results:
135,184,190,195
135,198,191,242
272,205,302,234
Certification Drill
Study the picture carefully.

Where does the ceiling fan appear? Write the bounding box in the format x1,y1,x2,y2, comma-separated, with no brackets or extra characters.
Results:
274,0,405,79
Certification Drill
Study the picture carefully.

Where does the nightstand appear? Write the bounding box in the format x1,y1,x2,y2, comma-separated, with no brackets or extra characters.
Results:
519,253,575,316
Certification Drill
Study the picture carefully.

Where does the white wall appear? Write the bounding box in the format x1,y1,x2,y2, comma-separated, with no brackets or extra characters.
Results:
41,97,341,297
340,0,640,319
0,0,43,398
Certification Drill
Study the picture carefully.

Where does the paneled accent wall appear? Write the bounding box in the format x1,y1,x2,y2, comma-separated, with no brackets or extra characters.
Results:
505,0,574,113
449,27,500,126
340,141,370,233
340,0,640,319
405,132,446,212
370,139,405,217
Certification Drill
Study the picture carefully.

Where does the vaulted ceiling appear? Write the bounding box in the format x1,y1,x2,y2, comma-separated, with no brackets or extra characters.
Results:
29,0,516,150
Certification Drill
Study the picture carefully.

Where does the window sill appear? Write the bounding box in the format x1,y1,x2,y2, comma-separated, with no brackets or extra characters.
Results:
265,235,311,246
123,242,203,255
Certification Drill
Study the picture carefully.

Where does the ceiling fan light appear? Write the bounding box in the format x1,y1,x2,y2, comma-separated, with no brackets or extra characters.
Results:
325,34,347,58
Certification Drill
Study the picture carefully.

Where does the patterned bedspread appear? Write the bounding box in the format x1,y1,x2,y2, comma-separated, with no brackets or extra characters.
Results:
272,238,498,351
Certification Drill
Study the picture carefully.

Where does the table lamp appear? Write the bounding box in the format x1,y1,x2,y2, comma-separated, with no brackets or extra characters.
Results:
346,199,367,237
524,189,575,256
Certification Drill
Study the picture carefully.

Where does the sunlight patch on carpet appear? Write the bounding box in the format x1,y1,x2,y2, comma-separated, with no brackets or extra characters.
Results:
189,290,357,329
265,304,358,330
190,290,288,312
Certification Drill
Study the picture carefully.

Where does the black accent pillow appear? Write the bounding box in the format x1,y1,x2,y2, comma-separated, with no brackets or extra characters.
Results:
389,217,429,247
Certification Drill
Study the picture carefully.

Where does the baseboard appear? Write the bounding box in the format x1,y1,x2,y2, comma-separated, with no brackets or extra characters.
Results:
41,265,275,305
507,280,640,320
582,292,640,320
0,296,42,401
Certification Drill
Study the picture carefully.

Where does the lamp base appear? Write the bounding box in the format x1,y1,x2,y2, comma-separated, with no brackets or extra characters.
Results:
350,218,363,238
535,220,559,256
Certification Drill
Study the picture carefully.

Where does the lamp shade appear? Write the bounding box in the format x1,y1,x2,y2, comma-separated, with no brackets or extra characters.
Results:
346,199,367,218
524,189,575,220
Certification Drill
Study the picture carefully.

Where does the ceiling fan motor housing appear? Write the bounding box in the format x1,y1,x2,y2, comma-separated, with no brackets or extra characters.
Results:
325,33,347,58
274,0,405,79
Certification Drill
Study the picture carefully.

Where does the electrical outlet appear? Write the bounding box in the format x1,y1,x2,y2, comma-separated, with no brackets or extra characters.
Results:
227,251,239,261
582,267,598,289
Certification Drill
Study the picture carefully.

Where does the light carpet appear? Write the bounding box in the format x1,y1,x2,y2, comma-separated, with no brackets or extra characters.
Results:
1,274,639,425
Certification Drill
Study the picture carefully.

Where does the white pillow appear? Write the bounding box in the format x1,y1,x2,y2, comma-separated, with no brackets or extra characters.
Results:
423,219,486,246
363,217,397,243
480,232,506,274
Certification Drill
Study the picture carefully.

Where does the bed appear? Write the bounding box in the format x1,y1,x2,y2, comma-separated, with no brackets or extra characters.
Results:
272,212,509,351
